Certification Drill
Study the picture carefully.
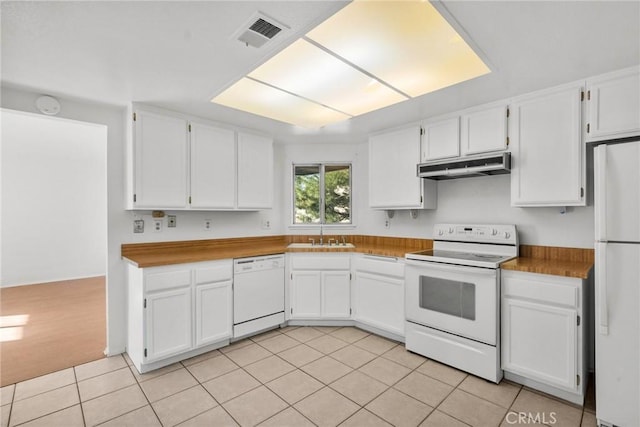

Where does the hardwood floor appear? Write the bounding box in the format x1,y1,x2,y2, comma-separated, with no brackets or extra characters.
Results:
0,276,106,386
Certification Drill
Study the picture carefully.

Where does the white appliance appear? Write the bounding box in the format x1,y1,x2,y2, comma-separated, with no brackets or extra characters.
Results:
594,141,640,427
405,224,518,383
233,254,285,339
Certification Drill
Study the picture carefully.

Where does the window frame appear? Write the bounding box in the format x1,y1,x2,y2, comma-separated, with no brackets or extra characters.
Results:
291,162,353,226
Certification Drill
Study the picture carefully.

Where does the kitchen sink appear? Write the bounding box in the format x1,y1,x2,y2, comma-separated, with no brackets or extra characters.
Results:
287,243,355,249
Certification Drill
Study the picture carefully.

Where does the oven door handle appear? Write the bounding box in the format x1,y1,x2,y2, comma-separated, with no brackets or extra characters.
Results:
405,259,497,275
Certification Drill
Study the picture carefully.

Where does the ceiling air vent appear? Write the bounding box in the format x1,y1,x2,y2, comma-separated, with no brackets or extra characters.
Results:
235,12,289,48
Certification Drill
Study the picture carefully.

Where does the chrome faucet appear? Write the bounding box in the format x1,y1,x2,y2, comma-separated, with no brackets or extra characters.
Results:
319,223,324,246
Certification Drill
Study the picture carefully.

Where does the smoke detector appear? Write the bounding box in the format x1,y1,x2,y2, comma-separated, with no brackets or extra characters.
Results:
234,12,289,48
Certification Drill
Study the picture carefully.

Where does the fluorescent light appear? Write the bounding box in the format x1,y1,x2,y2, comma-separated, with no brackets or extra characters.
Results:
212,77,350,128
306,1,490,98
212,1,490,128
248,39,407,116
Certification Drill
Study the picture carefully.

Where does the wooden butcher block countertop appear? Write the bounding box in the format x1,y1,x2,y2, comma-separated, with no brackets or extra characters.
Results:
500,245,594,279
121,235,433,268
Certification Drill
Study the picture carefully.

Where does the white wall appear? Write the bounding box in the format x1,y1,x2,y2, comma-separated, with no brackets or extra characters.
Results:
356,142,595,248
1,86,285,355
1,109,107,287
0,85,595,356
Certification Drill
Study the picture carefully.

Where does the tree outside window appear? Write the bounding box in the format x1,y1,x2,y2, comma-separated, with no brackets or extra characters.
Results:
293,163,351,224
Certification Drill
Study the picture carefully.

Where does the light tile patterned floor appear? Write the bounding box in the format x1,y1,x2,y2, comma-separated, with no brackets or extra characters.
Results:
0,326,597,427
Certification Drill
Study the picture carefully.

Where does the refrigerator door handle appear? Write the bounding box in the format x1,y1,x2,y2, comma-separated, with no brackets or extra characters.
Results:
595,145,607,241
597,244,609,335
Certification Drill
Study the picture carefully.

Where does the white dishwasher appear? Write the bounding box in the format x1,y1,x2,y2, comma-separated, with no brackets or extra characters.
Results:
233,254,285,339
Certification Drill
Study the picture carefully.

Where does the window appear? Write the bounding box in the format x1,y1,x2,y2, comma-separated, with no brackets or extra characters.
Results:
293,163,351,225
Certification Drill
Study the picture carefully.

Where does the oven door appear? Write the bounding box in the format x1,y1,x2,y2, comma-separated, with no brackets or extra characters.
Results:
405,260,498,345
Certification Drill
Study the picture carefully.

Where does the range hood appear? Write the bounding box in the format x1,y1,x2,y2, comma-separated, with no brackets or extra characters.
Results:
417,152,511,180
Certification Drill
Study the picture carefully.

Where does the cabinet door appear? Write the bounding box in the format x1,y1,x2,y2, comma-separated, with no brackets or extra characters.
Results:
422,116,460,161
290,271,322,318
586,66,640,142
237,132,273,209
502,297,577,392
195,281,232,347
322,271,351,318
145,287,192,361
190,123,236,209
354,272,404,335
369,126,428,209
510,84,584,206
460,105,508,156
134,110,189,208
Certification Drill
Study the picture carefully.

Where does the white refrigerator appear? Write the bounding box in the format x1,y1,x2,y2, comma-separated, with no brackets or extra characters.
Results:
594,140,640,427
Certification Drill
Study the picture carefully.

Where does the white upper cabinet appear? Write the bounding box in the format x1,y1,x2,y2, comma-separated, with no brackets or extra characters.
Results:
190,123,236,209
369,125,436,210
460,104,509,156
421,103,508,162
422,116,460,161
133,110,189,209
510,82,585,207
585,66,640,142
129,105,273,211
237,132,274,210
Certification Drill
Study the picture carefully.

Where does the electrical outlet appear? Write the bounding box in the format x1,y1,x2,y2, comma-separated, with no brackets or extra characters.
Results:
153,219,163,232
133,219,144,233
167,215,177,228
203,219,212,231
261,219,271,229
384,219,390,229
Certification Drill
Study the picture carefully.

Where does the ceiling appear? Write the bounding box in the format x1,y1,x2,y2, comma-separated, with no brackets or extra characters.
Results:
2,1,639,144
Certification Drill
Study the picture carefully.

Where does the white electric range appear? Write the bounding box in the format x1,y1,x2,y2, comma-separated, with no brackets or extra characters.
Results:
405,223,518,383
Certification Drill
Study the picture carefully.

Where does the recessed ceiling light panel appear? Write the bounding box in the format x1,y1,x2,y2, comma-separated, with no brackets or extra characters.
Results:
214,1,491,128
248,39,407,116
212,78,350,128
306,1,490,97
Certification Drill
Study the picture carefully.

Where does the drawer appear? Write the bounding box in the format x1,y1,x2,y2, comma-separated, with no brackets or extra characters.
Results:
290,255,350,270
145,269,191,292
355,256,404,277
195,262,232,284
502,271,579,308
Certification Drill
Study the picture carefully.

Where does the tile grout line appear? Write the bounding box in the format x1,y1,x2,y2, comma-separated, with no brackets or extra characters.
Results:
122,359,164,427
72,366,87,427
202,328,378,425
371,346,442,426
5,383,16,427
9,368,76,404
9,327,590,427
181,353,244,427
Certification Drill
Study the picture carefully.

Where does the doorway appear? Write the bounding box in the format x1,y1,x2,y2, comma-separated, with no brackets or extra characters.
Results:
0,109,108,386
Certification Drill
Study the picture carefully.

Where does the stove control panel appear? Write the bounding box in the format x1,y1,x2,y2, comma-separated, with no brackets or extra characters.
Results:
433,224,518,245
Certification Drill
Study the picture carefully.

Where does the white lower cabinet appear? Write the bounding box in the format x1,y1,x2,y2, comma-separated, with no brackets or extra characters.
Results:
145,286,193,362
288,254,351,320
127,259,233,373
501,270,587,405
353,255,405,337
195,281,232,347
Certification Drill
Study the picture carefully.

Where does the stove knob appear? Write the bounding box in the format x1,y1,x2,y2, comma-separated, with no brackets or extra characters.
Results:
491,228,498,236
448,227,454,234
504,232,511,239
438,229,444,236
